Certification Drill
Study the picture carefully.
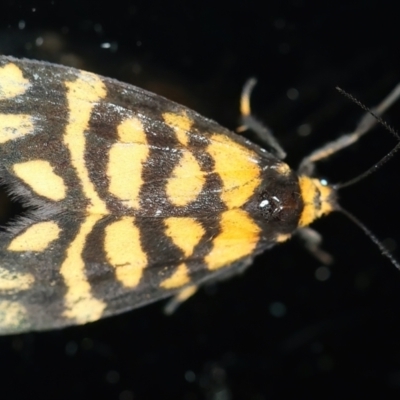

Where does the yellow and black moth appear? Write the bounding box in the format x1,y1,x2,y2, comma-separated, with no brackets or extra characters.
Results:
0,55,398,335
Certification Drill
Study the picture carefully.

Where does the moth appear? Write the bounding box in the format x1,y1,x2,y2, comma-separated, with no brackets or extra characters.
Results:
0,55,398,334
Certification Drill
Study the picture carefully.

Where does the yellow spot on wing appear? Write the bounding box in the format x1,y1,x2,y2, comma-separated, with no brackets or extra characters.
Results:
0,267,34,290
13,160,66,201
207,134,261,208
60,214,106,324
0,114,33,143
166,151,205,206
108,117,148,208
117,117,146,142
163,112,193,146
105,217,147,288
164,217,205,257
0,63,30,99
64,72,108,214
160,217,204,289
205,209,260,270
163,112,205,206
161,263,190,289
0,301,29,333
8,221,61,252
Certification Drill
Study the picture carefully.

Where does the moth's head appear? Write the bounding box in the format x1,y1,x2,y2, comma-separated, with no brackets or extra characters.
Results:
297,176,338,228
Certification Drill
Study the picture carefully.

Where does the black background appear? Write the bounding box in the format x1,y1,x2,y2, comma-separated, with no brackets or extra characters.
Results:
1,1,400,399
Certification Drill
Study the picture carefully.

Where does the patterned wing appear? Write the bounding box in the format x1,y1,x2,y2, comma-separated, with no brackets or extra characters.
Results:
0,56,276,334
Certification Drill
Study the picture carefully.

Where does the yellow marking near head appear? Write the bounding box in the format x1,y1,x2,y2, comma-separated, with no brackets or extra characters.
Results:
161,263,190,289
64,72,108,214
0,63,30,99
166,151,205,206
8,221,61,252
60,214,106,324
207,134,261,208
13,160,66,201
163,112,193,146
108,117,148,208
0,114,33,143
0,301,29,333
205,209,261,270
164,217,205,257
298,176,335,227
104,217,147,288
0,267,34,291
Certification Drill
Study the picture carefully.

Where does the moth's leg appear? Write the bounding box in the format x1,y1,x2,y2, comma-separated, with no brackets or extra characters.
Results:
296,227,333,265
299,83,400,175
238,78,287,160
163,285,198,315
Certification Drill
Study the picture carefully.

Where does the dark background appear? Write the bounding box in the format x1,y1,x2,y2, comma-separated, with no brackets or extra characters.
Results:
1,1,400,399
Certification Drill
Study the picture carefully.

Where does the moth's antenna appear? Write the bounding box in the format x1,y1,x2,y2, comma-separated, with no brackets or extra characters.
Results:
309,86,400,270
336,86,400,141
334,140,400,189
338,206,400,271
334,86,400,190
299,84,400,175
330,87,400,270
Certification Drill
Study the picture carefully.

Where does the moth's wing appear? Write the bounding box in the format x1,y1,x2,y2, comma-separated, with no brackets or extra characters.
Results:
0,56,273,212
0,56,271,334
0,212,262,334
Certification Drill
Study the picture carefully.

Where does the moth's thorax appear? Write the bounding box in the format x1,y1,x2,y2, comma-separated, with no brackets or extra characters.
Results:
244,161,303,242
